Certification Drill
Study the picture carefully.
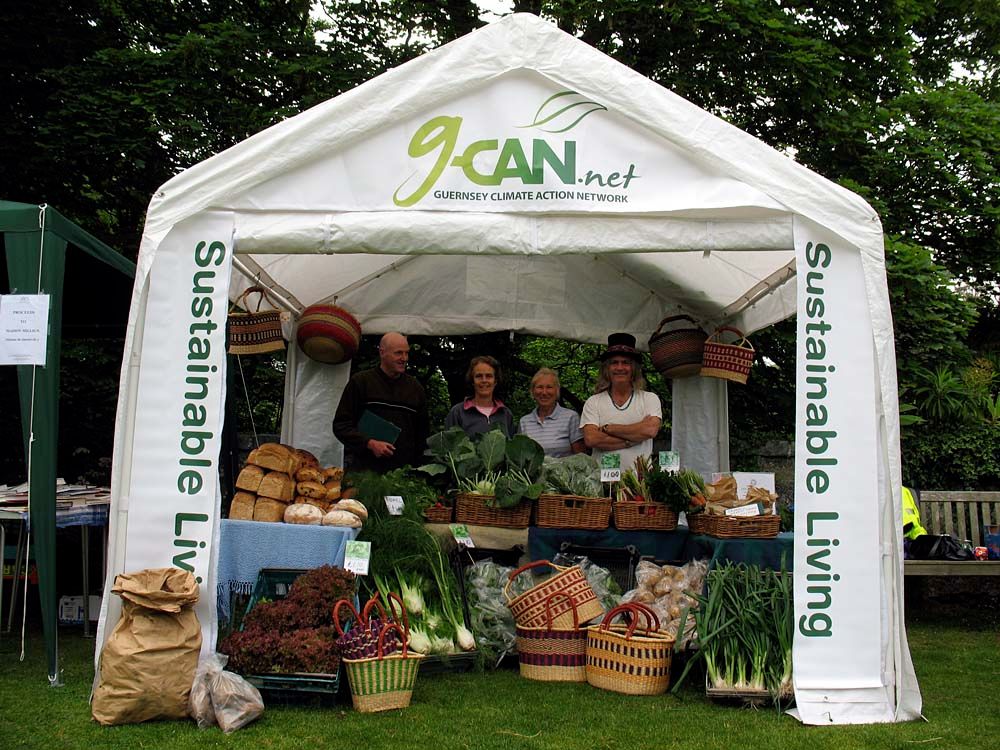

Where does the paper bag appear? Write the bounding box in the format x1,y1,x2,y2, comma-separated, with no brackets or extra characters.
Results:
92,568,202,726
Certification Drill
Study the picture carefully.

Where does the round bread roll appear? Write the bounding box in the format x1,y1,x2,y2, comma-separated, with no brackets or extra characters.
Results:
325,486,341,502
323,467,345,482
295,467,325,483
295,448,320,469
332,498,368,521
322,509,362,528
285,503,323,525
297,480,327,499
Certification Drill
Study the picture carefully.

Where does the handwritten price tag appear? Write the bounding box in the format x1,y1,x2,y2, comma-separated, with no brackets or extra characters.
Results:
343,540,371,575
384,496,404,515
600,468,622,483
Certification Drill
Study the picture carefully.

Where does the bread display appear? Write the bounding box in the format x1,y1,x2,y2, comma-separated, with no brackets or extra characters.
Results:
227,445,357,527
322,509,363,528
247,442,298,475
332,498,368,521
230,492,257,520
253,498,288,522
257,471,296,502
284,503,324,525
235,464,265,493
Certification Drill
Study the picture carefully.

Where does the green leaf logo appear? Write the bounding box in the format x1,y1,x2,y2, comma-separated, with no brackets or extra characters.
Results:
519,90,607,133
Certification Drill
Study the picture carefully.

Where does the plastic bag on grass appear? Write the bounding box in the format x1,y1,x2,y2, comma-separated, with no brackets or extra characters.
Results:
189,653,264,733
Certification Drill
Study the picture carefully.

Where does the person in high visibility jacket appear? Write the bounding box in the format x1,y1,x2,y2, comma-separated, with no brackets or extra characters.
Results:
902,486,927,539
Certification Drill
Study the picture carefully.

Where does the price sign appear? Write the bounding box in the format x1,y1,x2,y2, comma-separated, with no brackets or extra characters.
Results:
601,452,621,483
384,495,404,515
343,540,372,575
450,524,475,548
725,503,764,517
658,451,680,473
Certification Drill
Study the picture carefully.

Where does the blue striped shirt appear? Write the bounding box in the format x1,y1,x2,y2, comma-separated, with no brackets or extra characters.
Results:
518,404,583,457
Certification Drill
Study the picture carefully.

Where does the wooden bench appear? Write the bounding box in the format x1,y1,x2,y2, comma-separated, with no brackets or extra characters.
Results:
904,491,1000,576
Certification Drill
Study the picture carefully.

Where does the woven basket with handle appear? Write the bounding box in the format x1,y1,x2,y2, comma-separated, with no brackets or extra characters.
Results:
504,560,603,629
700,326,755,384
343,621,424,713
228,286,285,355
586,602,675,695
516,592,588,682
648,314,707,379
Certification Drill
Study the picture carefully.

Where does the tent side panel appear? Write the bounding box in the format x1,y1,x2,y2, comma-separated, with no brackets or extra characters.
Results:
100,213,233,655
791,217,910,722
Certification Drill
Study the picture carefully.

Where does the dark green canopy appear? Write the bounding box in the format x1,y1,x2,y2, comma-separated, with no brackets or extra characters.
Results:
1,200,134,684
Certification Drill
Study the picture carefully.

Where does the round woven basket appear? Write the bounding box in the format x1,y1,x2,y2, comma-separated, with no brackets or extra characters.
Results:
700,326,755,384
648,314,707,379
296,304,361,364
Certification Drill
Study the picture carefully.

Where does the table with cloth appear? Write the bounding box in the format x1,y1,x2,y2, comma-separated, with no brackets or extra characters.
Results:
529,525,794,572
216,519,359,622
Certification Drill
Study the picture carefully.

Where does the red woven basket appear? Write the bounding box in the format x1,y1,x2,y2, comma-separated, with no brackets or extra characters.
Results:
296,304,362,364
700,326,755,384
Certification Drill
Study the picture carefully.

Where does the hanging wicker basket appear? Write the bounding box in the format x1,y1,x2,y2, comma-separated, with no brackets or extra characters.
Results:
648,314,707,379
700,326,755,384
228,286,286,355
296,303,362,364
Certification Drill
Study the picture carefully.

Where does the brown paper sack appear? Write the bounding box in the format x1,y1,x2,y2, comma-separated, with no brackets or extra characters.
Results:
92,568,202,725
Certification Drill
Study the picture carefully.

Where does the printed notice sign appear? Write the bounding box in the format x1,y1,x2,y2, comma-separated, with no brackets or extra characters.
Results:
600,452,622,483
344,540,372,575
0,294,49,365
384,495,404,515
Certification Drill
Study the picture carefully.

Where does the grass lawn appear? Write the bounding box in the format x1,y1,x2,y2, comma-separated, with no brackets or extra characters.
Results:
1,593,997,750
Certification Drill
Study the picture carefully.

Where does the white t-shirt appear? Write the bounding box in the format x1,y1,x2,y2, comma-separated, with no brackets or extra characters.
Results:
580,389,663,472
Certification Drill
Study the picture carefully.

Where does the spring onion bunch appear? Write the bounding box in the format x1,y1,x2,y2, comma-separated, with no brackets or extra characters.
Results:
672,559,793,703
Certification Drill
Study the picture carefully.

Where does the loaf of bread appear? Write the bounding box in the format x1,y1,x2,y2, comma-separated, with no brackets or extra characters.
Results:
258,471,295,502
295,467,325,484
295,448,320,469
331,499,368,521
323,467,344,483
229,492,257,520
284,503,324,525
235,465,265,493
247,443,297,475
296,480,326,499
322,509,363,528
253,498,288,523
324,484,341,502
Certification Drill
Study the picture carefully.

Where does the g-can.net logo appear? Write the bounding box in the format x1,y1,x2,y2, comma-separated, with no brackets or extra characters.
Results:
393,91,640,207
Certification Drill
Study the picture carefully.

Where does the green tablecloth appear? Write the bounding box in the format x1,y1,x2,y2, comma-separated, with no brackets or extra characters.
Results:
683,531,794,571
529,526,794,570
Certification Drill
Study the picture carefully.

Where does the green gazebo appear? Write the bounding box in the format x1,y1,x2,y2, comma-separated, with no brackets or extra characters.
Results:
2,200,134,684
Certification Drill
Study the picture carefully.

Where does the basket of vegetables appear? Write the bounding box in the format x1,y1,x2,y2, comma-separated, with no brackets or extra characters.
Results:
422,500,453,524
612,457,682,531
419,429,545,530
342,621,424,713
536,454,611,530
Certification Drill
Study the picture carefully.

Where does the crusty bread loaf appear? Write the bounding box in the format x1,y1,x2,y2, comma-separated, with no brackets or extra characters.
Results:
322,467,344,482
295,467,325,484
324,484,341,502
229,492,257,520
257,471,295,502
235,464,265,492
247,442,297,475
284,503,323,525
295,448,320,469
253,498,288,523
322,509,362,528
332,499,368,521
297,480,326,499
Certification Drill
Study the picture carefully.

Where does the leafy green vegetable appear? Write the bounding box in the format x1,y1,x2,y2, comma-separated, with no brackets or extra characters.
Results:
541,454,602,497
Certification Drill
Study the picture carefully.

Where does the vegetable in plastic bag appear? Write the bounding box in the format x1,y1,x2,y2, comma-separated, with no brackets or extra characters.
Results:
188,653,264,733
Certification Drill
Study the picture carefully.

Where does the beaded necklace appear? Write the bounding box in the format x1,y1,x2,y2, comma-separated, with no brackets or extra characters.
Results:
609,388,635,411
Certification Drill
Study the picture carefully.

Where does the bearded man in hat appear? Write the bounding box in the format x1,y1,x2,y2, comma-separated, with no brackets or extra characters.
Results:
580,333,662,471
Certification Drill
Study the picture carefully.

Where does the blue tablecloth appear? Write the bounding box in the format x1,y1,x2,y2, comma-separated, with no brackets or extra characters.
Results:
217,519,359,621
683,531,794,571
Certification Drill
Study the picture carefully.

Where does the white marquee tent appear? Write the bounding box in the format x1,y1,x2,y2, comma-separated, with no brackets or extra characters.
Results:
96,13,920,724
